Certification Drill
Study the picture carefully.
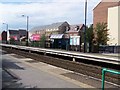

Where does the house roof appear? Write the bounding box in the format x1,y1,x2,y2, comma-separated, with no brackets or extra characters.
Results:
30,25,49,32
9,30,19,35
30,22,67,32
18,29,27,32
67,24,84,33
47,22,65,29
18,29,27,35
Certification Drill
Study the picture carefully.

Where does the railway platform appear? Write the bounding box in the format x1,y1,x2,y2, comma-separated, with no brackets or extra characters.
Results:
2,49,119,88
1,44,119,65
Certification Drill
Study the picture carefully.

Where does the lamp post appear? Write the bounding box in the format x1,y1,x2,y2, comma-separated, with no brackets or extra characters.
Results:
22,15,29,46
3,23,8,31
84,0,87,53
3,23,8,43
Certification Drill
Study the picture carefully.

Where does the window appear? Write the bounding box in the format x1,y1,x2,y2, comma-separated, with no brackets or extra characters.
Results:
75,26,79,31
66,26,70,31
75,27,77,31
74,34,77,36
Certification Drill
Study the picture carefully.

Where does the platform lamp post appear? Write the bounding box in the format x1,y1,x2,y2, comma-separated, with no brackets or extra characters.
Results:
3,23,8,31
84,0,87,53
22,15,29,46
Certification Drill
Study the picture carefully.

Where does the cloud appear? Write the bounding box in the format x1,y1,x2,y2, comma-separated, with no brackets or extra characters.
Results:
0,0,100,31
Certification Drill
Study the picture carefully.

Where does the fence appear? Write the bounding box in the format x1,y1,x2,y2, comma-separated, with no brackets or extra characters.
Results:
99,45,120,53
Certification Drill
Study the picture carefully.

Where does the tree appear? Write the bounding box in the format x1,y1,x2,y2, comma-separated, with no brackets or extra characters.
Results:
86,24,94,52
40,34,46,48
9,38,15,44
94,22,109,46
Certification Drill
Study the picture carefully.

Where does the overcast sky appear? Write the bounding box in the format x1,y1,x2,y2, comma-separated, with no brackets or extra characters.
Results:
0,0,101,32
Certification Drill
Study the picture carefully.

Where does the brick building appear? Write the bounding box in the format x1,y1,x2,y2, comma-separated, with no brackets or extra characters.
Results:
65,24,85,51
46,22,70,48
30,22,70,48
93,0,120,52
8,29,27,41
1,29,27,44
93,0,120,27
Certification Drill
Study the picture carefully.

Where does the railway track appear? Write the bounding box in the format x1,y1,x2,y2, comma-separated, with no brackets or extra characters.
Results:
2,47,120,85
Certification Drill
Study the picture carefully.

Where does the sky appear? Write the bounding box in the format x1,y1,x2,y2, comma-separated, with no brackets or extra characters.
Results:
0,0,101,32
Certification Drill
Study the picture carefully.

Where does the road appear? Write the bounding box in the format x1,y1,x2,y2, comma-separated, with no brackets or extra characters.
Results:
1,49,119,89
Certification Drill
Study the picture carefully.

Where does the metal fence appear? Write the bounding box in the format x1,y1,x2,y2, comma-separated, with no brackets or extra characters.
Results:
102,68,120,90
99,45,120,53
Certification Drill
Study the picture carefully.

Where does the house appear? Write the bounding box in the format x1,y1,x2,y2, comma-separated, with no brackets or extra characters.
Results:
7,29,27,41
3,29,28,45
46,22,70,48
30,21,70,48
65,24,85,51
93,0,120,46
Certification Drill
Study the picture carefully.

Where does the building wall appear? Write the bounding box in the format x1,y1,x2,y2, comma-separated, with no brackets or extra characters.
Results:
93,1,119,27
107,6,120,45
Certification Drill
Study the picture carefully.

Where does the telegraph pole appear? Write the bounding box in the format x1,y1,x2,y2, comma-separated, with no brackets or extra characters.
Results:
84,0,87,53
